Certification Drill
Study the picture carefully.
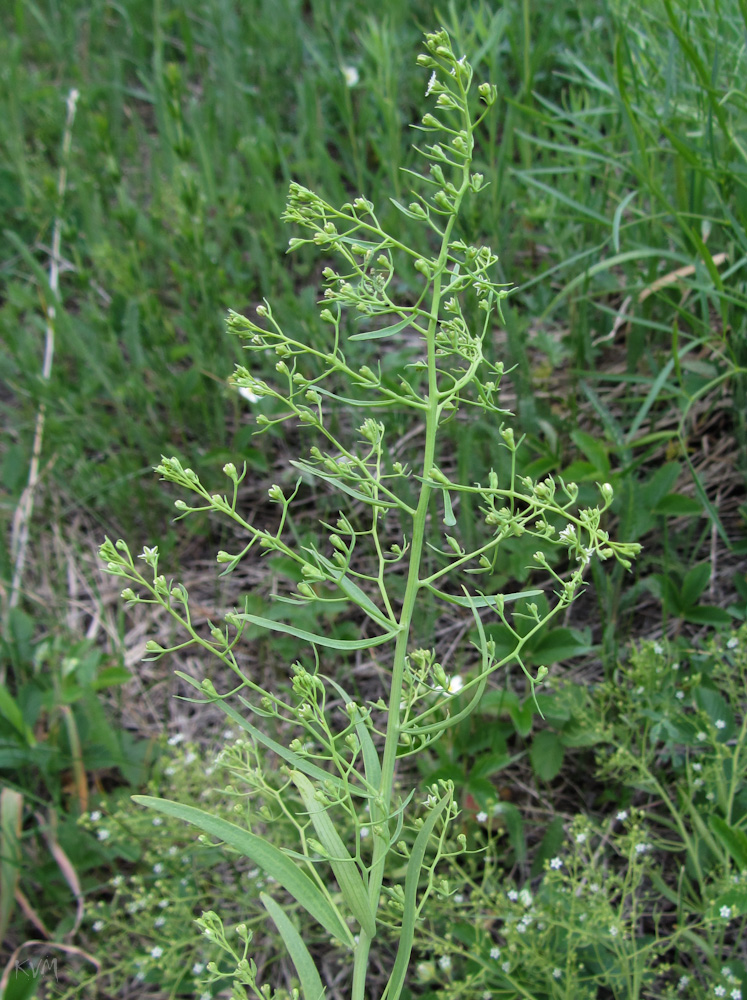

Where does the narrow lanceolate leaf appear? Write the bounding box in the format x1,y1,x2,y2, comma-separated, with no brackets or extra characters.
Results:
229,612,396,650
386,791,451,1000
260,893,325,1000
349,314,415,342
0,788,23,944
132,796,353,948
291,772,377,939
709,815,747,869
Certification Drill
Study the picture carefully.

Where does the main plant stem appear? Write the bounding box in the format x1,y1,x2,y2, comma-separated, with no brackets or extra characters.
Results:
351,128,472,1000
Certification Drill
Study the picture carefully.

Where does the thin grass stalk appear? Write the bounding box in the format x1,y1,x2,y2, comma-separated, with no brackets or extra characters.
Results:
6,87,80,634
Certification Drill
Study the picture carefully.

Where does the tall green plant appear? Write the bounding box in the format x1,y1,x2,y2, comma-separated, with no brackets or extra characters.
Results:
101,29,640,1000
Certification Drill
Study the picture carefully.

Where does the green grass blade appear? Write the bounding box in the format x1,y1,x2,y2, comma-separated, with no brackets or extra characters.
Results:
0,788,23,944
260,892,325,1000
132,796,354,948
230,612,396,650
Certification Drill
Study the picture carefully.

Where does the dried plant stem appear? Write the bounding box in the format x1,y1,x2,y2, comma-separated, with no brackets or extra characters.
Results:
6,88,79,630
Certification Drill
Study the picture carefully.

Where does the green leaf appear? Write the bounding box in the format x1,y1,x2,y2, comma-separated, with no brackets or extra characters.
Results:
260,893,325,1000
349,315,415,342
570,429,610,476
531,628,592,664
230,612,396,650
290,772,376,939
709,816,747,870
0,686,35,746
493,801,526,861
132,796,353,948
653,493,702,516
693,687,734,735
0,788,23,944
530,815,565,877
680,563,711,608
530,730,565,782
683,605,733,626
386,791,451,1000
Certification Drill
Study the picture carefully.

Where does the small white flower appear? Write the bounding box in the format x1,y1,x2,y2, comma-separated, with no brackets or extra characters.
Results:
477,810,488,823
714,988,726,998
692,762,702,771
90,810,102,822
150,946,164,959
490,946,501,959
653,642,663,655
722,967,732,977
730,989,741,1000
676,691,684,699
616,810,628,822
550,857,562,869
192,963,205,975
167,734,184,746
501,961,510,973
447,675,464,694
720,905,732,919
184,751,197,764
97,828,111,841
671,661,680,670
727,637,739,649
200,993,212,1000
697,731,707,741
152,817,163,826
706,791,716,802
715,719,726,729
575,832,587,844
590,882,600,893
559,524,576,542
454,893,464,903
438,955,452,971
635,843,648,854
609,925,619,937
516,921,527,933
426,71,438,96
677,975,690,990
342,65,359,87
92,920,104,932
694,777,704,788
552,968,562,979
507,889,518,901
153,863,164,874
154,916,166,928
111,875,123,887
360,827,370,839
519,888,533,907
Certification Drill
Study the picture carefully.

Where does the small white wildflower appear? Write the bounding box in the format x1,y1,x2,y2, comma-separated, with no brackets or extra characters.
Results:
715,719,726,729
447,675,464,694
111,875,123,887
360,827,370,839
720,905,732,919
616,810,628,821
222,729,235,739
677,975,690,990
578,913,586,922
150,946,164,959
438,955,452,971
575,831,587,844
426,71,438,96
167,733,184,745
671,661,680,670
635,843,648,854
158,900,169,909
200,993,212,1000
483,993,491,1000
192,962,205,975
90,810,102,822
507,889,518,901
454,893,464,903
184,751,197,764
722,967,732,977
550,857,562,870
516,921,527,933
490,946,501,959
342,65,359,87
152,817,163,826
692,762,702,771
590,882,600,893
559,524,576,542
154,916,166,928
477,810,488,823
164,766,176,776
553,968,562,979
153,863,164,874
92,920,104,932
635,685,645,695
653,642,663,655
697,731,707,741
168,845,177,856
694,777,704,787
730,989,741,1000
706,791,716,802
676,690,684,699
609,925,619,937
502,961,510,973
714,988,726,998
519,888,533,907
97,828,111,841
727,637,739,649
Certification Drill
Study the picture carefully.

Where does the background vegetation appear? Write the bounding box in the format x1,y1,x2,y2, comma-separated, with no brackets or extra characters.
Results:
1,0,746,997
